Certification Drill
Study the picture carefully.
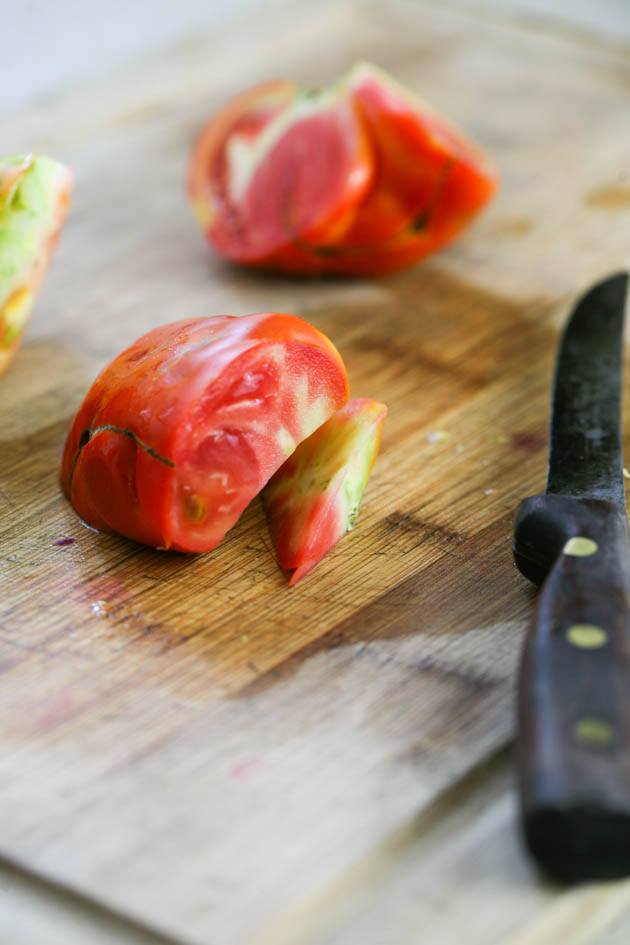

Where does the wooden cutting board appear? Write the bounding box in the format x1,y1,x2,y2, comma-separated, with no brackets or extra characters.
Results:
2,1,630,943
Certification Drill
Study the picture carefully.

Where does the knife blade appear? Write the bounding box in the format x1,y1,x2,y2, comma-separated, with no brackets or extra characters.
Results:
546,273,627,506
513,272,630,882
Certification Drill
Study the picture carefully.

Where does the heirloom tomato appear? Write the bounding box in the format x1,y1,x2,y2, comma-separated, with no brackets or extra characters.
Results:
62,313,349,553
188,63,496,276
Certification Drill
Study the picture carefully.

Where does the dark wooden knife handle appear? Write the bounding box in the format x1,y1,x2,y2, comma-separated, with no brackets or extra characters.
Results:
513,494,630,881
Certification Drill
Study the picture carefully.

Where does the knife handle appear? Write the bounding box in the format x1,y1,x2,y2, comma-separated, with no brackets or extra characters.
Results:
514,494,630,881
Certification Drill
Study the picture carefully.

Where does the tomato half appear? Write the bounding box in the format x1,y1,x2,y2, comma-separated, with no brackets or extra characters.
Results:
263,397,386,584
61,313,349,552
0,154,72,375
188,62,496,276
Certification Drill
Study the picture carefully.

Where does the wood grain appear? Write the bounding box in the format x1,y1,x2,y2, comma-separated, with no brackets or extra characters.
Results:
269,749,630,945
2,0,630,942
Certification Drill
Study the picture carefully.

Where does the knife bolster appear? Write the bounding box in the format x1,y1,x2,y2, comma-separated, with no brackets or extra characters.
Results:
513,494,624,585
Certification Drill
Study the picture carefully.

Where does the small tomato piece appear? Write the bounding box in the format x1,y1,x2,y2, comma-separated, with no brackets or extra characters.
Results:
0,154,72,375
263,397,387,584
188,62,496,276
61,313,349,553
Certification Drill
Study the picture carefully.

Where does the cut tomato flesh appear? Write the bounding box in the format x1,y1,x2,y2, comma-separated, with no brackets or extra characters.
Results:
188,62,496,276
188,80,296,231
263,397,387,584
191,83,373,266
61,313,349,552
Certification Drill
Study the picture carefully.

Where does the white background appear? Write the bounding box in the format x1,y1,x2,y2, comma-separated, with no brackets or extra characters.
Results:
5,0,629,112
4,0,264,112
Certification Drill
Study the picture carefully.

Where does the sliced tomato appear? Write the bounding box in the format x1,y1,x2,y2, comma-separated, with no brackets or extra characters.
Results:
188,79,373,269
0,154,72,375
61,313,349,552
187,62,496,276
263,397,387,584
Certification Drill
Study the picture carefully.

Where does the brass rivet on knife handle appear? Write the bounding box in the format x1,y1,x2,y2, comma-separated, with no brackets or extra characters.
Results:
562,536,598,557
566,624,608,649
573,717,614,746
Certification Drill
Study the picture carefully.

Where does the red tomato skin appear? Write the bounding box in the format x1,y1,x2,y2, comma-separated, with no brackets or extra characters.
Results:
187,63,497,276
324,69,497,276
61,313,349,552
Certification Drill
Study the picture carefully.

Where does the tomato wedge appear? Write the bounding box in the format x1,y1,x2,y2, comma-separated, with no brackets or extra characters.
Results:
0,154,72,375
188,77,373,271
61,313,349,553
263,398,387,584
188,62,496,276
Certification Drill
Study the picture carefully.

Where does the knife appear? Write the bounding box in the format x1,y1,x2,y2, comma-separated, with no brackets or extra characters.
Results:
513,272,630,882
